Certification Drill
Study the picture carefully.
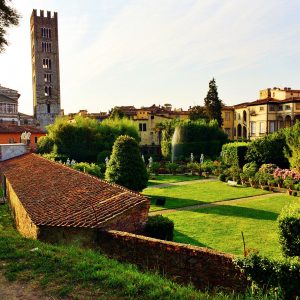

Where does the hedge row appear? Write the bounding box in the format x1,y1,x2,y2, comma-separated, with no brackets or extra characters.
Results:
222,142,249,168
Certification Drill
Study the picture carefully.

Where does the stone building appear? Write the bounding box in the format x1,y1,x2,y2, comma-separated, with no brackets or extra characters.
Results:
0,85,20,124
0,152,149,246
30,9,61,128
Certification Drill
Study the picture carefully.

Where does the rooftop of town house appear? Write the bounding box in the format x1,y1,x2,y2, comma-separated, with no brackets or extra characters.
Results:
0,153,149,228
0,85,20,101
0,124,46,134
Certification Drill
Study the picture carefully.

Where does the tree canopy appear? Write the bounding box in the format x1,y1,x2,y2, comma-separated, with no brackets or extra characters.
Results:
204,78,223,127
0,0,20,53
37,116,140,163
188,105,208,121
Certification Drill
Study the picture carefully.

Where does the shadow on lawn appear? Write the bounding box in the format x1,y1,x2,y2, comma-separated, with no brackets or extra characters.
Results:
192,204,279,221
173,230,209,248
149,196,202,209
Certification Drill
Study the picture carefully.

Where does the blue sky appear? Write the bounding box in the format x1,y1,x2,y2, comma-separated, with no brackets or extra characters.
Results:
1,0,300,115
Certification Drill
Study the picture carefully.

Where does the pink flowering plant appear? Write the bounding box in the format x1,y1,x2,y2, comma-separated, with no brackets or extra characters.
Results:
273,168,300,181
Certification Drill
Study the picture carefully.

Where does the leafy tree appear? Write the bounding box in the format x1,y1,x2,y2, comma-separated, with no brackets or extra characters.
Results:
245,130,289,168
284,121,300,171
204,78,223,127
43,116,139,162
109,107,125,119
36,135,54,154
105,135,148,191
0,0,20,53
188,105,208,121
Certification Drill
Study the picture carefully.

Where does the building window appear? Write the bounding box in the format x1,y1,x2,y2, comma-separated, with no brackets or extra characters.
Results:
269,121,276,133
269,105,275,111
44,73,52,83
42,58,51,69
151,115,154,119
259,122,265,134
42,42,52,52
225,112,231,121
34,136,38,143
47,104,51,113
233,127,236,136
250,122,256,134
260,106,264,111
139,123,147,131
285,105,291,110
234,113,236,120
41,27,51,38
296,103,300,110
238,113,241,120
225,128,230,136
44,86,51,97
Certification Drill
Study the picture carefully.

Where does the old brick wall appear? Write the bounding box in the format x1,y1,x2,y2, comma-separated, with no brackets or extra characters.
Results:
38,226,98,248
6,179,39,239
97,230,248,292
104,201,149,233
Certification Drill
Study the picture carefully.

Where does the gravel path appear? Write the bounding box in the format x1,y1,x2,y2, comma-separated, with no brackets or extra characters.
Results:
149,192,284,216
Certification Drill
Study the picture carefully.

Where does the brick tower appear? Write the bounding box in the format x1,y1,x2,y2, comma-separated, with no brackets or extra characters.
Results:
30,9,61,128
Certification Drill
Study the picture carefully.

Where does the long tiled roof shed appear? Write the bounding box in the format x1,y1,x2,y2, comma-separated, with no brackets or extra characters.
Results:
0,153,149,245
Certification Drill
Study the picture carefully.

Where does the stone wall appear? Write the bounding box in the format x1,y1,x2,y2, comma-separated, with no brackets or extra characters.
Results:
38,226,98,248
97,230,248,292
0,144,28,161
6,179,39,239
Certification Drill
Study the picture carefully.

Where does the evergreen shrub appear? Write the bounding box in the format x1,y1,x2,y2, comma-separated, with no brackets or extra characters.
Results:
105,135,148,191
72,162,102,178
222,142,249,167
144,215,174,241
235,253,300,299
278,202,300,257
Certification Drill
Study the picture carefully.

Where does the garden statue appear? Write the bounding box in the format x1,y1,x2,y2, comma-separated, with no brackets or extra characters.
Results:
71,159,76,166
148,156,153,168
66,158,70,166
141,154,145,163
21,131,31,145
105,157,109,165
190,153,194,162
200,153,204,164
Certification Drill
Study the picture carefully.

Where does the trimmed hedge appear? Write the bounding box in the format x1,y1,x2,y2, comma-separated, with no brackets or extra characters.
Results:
222,142,249,167
144,215,174,241
278,202,300,257
173,141,223,161
235,254,300,299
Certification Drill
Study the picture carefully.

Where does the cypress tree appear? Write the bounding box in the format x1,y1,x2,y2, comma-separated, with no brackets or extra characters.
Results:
204,78,223,127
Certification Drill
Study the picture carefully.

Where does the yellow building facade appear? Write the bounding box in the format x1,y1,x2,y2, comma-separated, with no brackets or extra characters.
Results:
233,87,300,140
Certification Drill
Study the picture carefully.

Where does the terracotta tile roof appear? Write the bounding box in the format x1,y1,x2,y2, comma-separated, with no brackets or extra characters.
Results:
0,154,149,228
0,124,45,134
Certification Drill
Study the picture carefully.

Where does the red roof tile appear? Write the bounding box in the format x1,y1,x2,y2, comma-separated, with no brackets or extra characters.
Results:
0,124,45,134
0,154,149,228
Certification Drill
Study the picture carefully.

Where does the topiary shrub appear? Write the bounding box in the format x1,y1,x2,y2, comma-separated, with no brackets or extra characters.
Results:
278,202,300,257
165,162,179,175
149,162,160,175
222,142,249,168
218,173,226,182
242,162,258,178
105,135,148,191
155,197,166,206
144,215,174,241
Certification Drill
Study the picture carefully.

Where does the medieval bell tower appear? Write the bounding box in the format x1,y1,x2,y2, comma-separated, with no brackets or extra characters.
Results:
30,9,61,128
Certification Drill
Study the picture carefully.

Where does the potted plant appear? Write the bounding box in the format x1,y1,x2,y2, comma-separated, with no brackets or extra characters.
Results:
283,177,294,195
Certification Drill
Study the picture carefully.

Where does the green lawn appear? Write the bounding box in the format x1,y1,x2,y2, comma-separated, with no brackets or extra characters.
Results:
144,181,270,211
167,195,299,259
147,174,200,186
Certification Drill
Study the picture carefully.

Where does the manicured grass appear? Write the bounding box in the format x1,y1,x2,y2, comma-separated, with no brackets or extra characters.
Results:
0,204,246,300
147,174,200,186
144,181,270,211
167,195,299,259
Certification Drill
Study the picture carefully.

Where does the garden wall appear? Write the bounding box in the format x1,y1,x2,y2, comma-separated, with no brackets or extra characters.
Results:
97,230,248,292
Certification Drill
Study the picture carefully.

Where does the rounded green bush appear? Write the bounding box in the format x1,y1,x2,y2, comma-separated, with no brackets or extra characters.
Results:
105,135,148,192
218,173,226,182
278,203,300,257
144,215,174,241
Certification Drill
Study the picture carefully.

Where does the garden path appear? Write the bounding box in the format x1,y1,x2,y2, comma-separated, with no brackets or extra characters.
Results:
149,177,217,188
149,192,285,216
